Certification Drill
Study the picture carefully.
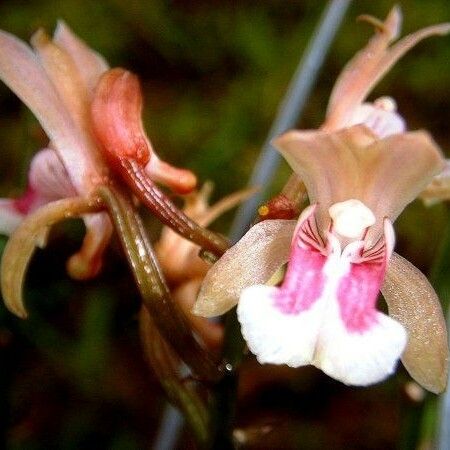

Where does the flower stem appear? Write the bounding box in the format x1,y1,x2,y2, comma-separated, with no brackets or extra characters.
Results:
139,307,210,446
208,309,245,449
119,159,230,257
97,184,221,382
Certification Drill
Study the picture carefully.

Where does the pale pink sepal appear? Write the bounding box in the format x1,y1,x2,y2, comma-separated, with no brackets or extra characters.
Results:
0,148,76,235
325,7,450,130
29,148,76,201
382,253,449,393
420,159,450,205
0,30,104,195
53,20,109,96
67,212,113,280
274,125,445,246
192,219,296,318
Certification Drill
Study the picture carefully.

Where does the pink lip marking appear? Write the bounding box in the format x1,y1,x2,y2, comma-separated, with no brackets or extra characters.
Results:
337,257,386,333
272,234,327,315
12,186,37,215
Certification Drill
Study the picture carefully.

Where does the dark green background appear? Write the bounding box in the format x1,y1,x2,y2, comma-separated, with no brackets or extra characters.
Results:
0,1,449,448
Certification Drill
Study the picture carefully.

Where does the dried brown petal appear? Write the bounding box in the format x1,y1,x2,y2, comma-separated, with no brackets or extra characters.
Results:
382,253,449,393
192,219,296,318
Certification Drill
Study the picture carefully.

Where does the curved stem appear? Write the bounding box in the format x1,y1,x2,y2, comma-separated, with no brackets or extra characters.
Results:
139,307,210,446
120,159,229,257
97,184,221,382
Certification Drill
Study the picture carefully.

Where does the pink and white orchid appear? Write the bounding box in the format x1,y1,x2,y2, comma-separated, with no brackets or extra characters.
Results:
0,23,113,280
194,8,450,392
0,22,203,284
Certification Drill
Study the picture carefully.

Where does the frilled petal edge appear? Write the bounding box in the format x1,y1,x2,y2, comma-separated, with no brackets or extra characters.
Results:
192,219,296,318
382,252,449,393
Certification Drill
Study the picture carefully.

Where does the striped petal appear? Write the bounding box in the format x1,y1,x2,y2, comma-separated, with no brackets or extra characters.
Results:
0,148,76,235
314,253,406,386
0,29,105,194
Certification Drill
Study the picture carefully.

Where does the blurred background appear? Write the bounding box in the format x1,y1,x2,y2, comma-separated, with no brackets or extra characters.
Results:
0,1,449,448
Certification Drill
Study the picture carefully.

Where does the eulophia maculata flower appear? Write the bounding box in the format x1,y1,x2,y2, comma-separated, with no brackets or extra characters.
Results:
194,7,450,393
0,21,234,385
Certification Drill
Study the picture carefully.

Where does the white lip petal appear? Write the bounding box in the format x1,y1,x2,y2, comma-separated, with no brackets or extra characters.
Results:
314,301,407,386
238,285,325,367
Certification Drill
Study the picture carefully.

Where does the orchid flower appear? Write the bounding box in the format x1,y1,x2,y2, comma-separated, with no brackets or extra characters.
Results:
0,23,114,282
0,23,226,318
193,8,450,392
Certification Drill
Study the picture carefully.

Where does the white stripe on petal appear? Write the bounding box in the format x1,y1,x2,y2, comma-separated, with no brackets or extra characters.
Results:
238,285,325,367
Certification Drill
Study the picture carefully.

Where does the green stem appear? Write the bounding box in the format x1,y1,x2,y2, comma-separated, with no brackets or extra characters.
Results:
97,184,221,382
139,307,210,446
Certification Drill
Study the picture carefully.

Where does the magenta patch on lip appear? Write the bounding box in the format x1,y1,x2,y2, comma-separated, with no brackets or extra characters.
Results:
273,241,327,315
12,186,37,214
337,258,386,333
